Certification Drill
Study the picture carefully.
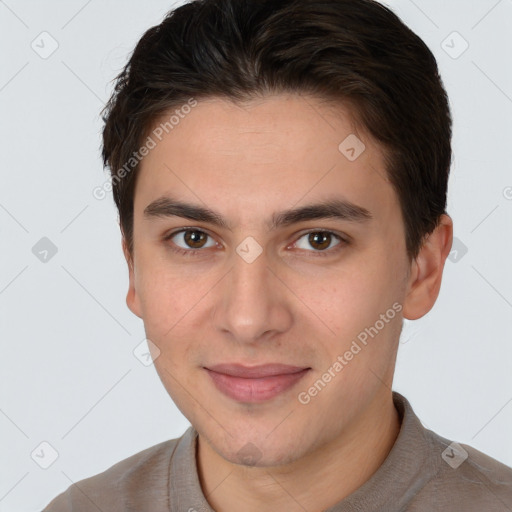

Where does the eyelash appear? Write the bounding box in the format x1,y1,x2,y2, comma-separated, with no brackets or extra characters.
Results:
162,228,349,258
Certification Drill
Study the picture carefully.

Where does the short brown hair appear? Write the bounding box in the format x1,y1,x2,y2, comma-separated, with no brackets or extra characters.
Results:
102,0,452,261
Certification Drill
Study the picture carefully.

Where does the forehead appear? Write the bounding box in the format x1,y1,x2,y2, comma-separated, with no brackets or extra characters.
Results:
134,94,397,226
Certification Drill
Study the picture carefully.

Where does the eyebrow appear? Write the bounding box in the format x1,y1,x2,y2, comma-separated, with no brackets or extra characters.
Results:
143,195,372,231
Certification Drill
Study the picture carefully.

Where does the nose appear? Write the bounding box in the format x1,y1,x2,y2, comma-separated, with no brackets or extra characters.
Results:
212,248,293,345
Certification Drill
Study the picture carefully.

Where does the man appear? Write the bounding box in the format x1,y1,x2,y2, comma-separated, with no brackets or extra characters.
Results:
44,0,512,510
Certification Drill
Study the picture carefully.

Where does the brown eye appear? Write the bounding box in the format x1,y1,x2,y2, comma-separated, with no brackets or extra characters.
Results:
183,230,208,248
294,231,343,253
308,232,331,250
167,229,216,251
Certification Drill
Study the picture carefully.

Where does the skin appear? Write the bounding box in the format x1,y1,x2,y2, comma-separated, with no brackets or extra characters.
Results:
122,93,453,512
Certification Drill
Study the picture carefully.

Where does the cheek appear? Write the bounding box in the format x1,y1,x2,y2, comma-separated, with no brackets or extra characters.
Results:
134,247,191,322
296,252,405,359
134,258,214,366
307,268,394,330
134,264,187,344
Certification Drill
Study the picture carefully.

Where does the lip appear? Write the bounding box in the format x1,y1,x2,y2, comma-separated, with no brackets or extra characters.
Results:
204,363,311,403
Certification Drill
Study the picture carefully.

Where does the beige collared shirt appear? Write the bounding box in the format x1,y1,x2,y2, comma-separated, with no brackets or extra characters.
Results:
43,392,512,511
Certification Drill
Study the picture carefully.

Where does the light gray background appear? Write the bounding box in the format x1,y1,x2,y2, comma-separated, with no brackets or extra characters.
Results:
1,0,511,510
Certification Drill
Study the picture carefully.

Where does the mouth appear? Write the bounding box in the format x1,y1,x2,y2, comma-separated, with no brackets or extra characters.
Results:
203,363,311,403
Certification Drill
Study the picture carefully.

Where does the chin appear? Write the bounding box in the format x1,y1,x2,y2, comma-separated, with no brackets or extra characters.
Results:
209,427,308,468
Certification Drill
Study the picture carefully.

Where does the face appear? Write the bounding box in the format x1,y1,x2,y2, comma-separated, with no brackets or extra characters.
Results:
125,94,415,467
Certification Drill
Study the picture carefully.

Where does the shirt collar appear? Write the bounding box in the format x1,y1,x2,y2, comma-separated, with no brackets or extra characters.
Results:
168,392,439,512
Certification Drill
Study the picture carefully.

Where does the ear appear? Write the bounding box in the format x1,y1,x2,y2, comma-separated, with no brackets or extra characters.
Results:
122,237,142,319
402,214,453,320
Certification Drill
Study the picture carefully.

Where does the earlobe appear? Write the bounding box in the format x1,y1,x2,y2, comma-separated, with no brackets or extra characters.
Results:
402,214,453,320
122,238,143,319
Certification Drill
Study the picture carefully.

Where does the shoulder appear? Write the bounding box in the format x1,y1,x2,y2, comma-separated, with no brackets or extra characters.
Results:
42,436,181,511
418,428,512,510
392,393,512,511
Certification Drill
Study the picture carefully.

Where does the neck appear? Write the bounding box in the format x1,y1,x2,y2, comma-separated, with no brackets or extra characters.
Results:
196,390,401,512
